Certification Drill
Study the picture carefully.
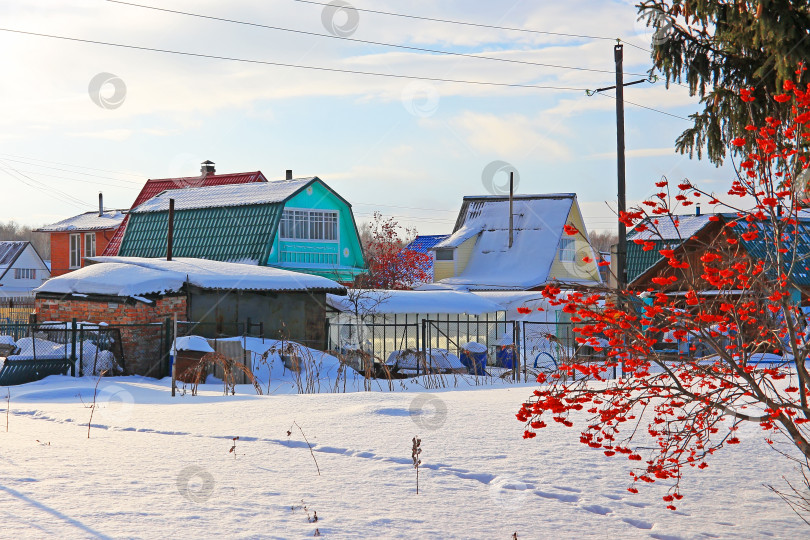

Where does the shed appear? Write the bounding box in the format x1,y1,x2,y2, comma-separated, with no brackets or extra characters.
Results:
34,257,345,375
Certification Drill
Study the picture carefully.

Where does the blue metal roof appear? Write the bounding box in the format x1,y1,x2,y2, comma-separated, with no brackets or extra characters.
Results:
404,235,449,274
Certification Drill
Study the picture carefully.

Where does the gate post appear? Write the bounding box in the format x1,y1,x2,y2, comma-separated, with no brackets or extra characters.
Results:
70,318,78,377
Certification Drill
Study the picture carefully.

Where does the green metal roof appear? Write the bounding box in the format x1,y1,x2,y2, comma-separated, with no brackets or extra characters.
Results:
118,203,283,263
626,239,669,285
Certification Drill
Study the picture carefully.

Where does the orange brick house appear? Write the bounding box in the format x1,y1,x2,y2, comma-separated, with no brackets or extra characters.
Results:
36,198,125,276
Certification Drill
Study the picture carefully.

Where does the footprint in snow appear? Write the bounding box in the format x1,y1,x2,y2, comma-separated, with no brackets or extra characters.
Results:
581,504,612,515
621,517,653,530
534,490,580,503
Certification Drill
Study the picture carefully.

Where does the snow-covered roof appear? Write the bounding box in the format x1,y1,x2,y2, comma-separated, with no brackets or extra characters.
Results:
173,335,215,354
628,214,712,241
131,178,315,213
36,210,125,232
35,256,346,297
436,194,577,290
0,241,27,268
326,289,504,315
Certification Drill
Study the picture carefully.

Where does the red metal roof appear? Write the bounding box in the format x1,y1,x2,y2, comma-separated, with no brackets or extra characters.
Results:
102,171,267,256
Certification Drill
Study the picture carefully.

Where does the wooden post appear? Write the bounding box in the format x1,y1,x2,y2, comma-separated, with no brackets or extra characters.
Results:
167,198,175,261
171,314,177,397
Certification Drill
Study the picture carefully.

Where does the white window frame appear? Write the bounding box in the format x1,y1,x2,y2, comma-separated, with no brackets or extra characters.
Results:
558,237,576,262
85,232,96,258
13,268,35,280
279,208,339,242
69,233,82,268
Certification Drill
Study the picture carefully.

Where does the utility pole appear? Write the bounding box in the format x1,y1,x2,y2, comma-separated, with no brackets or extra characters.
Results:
591,43,652,292
614,44,626,292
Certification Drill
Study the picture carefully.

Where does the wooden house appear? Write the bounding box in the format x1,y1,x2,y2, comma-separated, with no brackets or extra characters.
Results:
427,193,602,291
116,173,366,284
0,241,50,301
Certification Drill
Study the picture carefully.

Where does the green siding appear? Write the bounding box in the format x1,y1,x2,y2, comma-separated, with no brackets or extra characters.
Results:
626,239,668,285
120,203,283,263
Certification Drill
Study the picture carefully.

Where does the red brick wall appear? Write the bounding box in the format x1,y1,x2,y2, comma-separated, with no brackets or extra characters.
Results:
49,229,117,277
36,295,187,376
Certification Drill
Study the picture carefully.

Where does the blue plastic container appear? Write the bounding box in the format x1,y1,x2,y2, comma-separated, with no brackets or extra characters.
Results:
497,346,516,369
460,342,487,375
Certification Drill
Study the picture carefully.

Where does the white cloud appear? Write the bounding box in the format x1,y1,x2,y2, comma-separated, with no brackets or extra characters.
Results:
450,111,573,160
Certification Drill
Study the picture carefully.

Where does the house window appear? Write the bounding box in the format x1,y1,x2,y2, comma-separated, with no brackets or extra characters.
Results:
69,233,81,268
280,209,338,241
558,238,576,262
13,268,35,279
85,233,96,258
435,248,454,261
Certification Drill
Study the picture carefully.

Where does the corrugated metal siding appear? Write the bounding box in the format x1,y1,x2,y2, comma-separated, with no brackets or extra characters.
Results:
103,172,267,256
118,203,283,263
626,239,668,285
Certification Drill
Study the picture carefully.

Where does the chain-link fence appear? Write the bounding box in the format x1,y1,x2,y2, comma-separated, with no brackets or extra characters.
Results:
0,322,126,385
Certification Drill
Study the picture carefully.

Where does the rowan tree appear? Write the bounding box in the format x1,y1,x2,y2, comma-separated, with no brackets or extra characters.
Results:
637,0,810,164
518,70,810,516
356,212,430,290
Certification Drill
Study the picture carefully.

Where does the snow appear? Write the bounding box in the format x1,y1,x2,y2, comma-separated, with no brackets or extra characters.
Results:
131,178,314,213
326,289,504,316
434,195,590,290
385,349,465,372
0,374,805,538
629,214,712,241
173,336,215,354
35,210,125,232
35,257,346,297
461,341,487,353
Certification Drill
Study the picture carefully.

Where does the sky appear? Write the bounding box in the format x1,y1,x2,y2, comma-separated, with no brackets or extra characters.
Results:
0,0,733,235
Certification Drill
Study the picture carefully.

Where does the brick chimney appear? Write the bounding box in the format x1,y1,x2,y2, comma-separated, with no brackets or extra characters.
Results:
201,160,216,175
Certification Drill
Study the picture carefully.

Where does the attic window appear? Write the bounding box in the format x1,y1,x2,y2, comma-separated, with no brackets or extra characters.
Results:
558,238,576,262
435,248,454,261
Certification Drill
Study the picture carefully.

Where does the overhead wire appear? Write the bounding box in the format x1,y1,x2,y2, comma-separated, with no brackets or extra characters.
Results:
292,0,623,42
0,152,145,179
0,28,588,92
106,0,654,78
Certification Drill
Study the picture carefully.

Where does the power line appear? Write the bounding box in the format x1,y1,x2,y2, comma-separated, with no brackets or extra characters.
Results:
0,152,144,179
0,27,588,92
595,91,691,121
0,165,141,190
0,162,94,211
293,0,624,43
107,0,654,78
0,157,143,186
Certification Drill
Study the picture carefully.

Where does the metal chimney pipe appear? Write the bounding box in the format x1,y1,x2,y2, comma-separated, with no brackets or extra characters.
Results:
286,169,293,180
167,198,175,261
98,192,103,217
508,172,514,248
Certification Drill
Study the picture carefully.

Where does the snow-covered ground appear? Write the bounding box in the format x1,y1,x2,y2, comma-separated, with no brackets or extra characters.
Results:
0,375,804,539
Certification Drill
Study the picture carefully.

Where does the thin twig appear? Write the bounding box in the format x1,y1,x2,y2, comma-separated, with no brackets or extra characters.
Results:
292,421,320,475
87,370,107,438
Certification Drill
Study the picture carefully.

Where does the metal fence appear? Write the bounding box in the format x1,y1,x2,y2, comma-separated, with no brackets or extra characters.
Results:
0,322,126,385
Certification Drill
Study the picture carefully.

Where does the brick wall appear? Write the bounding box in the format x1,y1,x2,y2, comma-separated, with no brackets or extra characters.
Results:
36,295,187,376
49,229,118,277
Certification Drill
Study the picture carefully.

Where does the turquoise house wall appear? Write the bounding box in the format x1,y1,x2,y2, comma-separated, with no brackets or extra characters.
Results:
266,180,365,280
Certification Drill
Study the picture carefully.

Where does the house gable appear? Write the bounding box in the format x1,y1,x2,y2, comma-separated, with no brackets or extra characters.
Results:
0,241,51,297
267,178,366,281
432,194,598,290
547,199,601,283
